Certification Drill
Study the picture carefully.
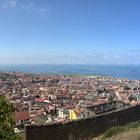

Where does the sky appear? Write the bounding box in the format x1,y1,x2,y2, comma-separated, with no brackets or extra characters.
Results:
0,0,140,64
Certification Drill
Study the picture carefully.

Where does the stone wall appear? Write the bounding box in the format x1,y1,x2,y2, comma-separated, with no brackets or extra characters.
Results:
26,104,140,140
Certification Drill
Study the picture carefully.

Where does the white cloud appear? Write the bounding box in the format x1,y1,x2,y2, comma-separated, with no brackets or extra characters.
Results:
1,0,18,8
20,1,34,9
1,52,140,64
114,55,120,59
40,8,47,13
1,0,48,14
102,55,107,59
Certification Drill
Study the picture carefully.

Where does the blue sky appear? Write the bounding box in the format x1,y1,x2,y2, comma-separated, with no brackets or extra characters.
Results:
0,0,140,64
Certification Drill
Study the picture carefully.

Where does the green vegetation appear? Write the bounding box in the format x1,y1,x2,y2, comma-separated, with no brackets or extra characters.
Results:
0,96,20,140
37,115,48,124
124,86,131,90
101,126,126,139
101,121,140,140
128,95,137,101
107,96,114,102
98,88,109,94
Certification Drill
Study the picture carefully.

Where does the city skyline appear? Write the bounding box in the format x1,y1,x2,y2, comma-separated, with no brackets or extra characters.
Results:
0,0,140,64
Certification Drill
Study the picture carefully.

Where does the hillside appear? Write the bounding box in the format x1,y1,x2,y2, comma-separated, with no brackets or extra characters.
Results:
92,121,140,140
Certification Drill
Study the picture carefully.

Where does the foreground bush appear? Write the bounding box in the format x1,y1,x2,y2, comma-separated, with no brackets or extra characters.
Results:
0,96,20,140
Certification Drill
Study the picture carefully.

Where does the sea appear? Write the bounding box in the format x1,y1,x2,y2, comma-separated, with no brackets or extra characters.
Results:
0,64,140,80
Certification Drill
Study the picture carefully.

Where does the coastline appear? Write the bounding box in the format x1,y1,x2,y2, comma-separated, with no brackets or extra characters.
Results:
0,64,139,80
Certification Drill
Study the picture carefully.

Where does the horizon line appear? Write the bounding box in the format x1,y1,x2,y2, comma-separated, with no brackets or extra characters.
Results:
0,63,139,66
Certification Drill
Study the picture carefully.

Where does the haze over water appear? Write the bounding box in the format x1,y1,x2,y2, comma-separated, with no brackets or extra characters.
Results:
0,64,140,80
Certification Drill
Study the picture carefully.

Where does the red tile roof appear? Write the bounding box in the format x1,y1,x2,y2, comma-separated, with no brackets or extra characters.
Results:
13,111,30,121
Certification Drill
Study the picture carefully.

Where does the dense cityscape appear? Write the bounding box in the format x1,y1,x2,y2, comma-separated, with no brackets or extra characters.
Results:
1,0,140,139
0,72,140,133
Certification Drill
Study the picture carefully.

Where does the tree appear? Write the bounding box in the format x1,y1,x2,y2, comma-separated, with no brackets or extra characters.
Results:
108,96,114,102
128,95,137,102
0,96,20,140
98,89,103,94
124,86,131,90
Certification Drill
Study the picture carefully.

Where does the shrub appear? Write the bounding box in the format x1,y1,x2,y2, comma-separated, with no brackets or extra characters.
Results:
0,96,20,140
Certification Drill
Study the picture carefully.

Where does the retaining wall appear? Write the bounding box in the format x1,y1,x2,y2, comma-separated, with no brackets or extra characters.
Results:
26,104,140,140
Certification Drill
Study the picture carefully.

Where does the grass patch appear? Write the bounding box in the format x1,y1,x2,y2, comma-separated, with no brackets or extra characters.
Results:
101,126,126,139
101,121,140,140
127,121,140,129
